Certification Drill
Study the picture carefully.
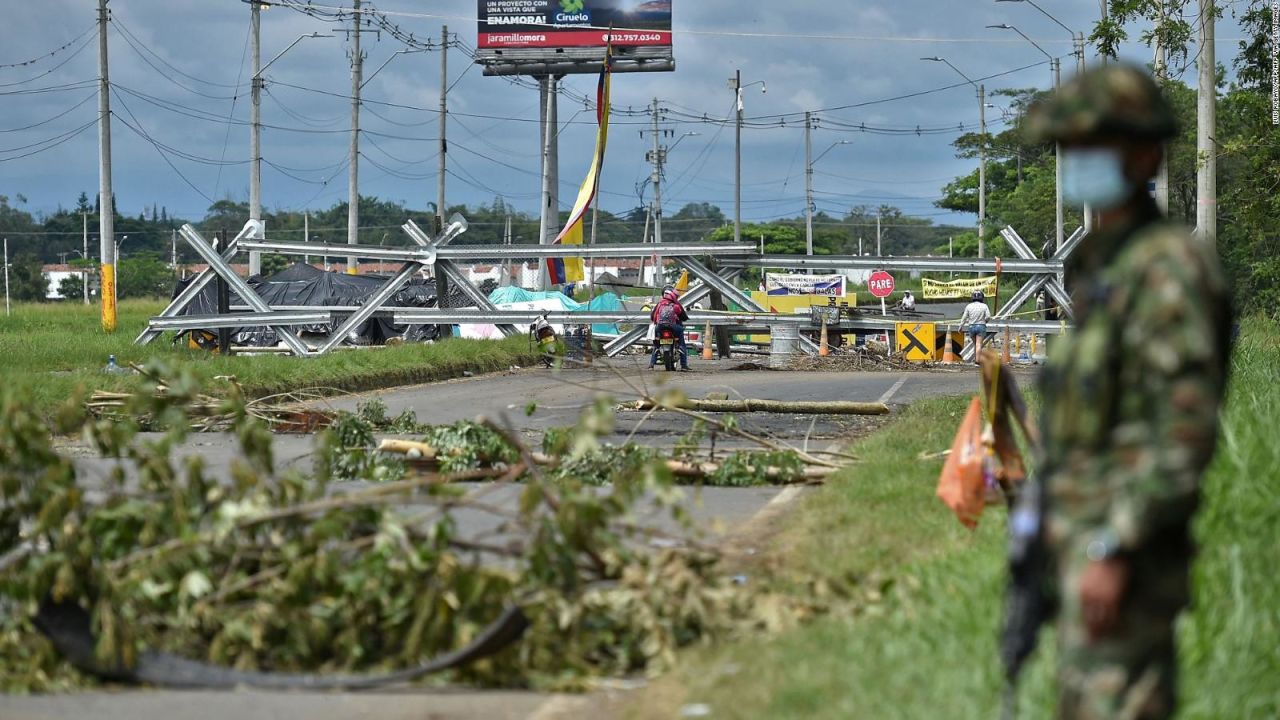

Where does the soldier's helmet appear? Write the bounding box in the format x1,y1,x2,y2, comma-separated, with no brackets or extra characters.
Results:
1026,63,1177,144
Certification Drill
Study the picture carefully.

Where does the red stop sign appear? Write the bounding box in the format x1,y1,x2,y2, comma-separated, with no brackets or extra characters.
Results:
867,270,895,298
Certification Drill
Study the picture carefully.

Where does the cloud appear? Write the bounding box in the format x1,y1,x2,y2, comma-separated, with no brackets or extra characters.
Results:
0,0,1241,232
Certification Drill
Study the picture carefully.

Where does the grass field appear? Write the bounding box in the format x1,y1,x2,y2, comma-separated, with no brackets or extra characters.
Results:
0,301,539,412
631,317,1280,719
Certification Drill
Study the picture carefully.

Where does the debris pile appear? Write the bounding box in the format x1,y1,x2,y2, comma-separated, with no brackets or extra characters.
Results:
0,362,844,692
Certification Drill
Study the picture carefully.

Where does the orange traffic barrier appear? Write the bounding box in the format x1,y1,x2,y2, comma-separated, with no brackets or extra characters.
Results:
819,317,830,357
941,326,958,364
703,321,714,360
1001,326,1012,364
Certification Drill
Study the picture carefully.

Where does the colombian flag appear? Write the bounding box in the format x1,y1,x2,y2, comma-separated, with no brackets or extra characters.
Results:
547,41,612,286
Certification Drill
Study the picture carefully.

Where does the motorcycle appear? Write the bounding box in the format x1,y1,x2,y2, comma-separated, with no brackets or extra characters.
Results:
656,325,681,371
530,314,557,368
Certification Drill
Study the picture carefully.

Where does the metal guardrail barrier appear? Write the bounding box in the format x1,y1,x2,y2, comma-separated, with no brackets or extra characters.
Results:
143,216,1078,357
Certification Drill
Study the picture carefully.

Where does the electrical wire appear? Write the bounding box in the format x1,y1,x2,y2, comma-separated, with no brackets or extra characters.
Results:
0,80,98,97
0,118,98,163
0,92,96,133
0,33,95,89
0,25,95,69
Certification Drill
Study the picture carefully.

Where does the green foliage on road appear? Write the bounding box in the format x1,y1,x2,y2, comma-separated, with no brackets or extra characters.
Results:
633,318,1280,720
0,362,820,693
0,301,538,414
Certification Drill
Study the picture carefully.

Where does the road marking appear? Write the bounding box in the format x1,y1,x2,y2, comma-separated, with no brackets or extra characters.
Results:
878,375,908,404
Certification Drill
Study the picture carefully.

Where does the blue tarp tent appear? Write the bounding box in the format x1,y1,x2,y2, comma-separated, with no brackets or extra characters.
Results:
582,292,626,336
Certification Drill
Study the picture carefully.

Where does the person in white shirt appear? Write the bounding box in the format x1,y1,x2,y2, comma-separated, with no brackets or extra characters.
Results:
959,290,992,363
901,290,916,312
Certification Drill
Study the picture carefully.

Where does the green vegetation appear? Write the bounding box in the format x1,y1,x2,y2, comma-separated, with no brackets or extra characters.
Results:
632,318,1280,720
0,301,538,413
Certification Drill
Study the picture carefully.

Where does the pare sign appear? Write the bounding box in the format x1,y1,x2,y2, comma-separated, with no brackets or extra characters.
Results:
867,270,895,299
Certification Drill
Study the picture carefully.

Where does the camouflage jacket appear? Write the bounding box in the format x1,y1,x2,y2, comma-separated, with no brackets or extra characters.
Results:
1038,198,1231,559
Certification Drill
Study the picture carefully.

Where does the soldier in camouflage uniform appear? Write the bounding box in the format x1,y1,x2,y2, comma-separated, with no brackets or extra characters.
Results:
1025,64,1232,718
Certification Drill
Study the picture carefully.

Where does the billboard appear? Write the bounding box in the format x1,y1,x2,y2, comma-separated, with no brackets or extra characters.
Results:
478,0,672,50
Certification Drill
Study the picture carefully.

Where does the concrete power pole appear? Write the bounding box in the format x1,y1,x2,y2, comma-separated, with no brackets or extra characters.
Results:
734,69,742,244
977,83,987,258
346,0,363,274
804,111,814,260
82,212,89,304
435,24,449,324
1153,1,1170,214
649,98,665,292
437,25,448,227
1195,0,1216,244
97,0,116,332
876,213,882,256
249,0,263,275
537,77,555,289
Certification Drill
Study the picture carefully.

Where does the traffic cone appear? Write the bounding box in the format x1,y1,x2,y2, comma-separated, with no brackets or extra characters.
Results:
1001,326,1012,365
703,320,714,360
819,317,830,357
941,326,958,364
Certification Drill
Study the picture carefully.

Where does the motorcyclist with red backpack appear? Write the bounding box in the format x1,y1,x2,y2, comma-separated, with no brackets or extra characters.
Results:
649,285,690,371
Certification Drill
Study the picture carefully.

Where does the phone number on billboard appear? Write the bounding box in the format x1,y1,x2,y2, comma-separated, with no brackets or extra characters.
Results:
604,33,664,42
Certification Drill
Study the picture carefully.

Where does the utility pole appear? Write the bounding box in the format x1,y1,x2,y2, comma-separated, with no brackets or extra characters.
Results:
435,24,449,324
1195,0,1216,244
1099,0,1109,64
876,213,882,256
248,0,263,275
97,0,115,332
804,111,814,260
537,76,555,288
303,212,310,266
346,0,363,274
648,97,665,293
1153,0,1170,214
437,25,448,228
977,83,987,258
734,69,742,244
81,212,89,304
501,215,512,286
171,228,177,276
1052,59,1063,253
4,238,9,317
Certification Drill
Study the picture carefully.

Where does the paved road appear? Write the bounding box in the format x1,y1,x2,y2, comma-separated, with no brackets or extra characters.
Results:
29,363,1021,720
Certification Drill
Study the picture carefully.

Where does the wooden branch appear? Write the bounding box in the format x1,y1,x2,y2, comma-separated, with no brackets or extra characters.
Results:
623,398,890,416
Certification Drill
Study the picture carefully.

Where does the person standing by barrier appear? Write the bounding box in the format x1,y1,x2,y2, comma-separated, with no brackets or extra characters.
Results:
960,290,992,363
1010,64,1232,719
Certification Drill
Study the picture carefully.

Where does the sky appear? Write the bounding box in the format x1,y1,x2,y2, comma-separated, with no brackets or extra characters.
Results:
0,0,1249,236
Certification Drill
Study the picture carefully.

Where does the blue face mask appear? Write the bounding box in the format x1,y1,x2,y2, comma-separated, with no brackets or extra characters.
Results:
1061,148,1133,210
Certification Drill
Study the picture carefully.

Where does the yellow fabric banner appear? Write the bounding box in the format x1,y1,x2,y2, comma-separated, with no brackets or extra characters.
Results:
551,47,612,284
921,275,999,299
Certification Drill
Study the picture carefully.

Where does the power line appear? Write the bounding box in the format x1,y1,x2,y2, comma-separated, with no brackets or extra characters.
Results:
0,33,95,88
261,1,1079,46
0,25,95,69
0,92,96,133
0,118,98,163
0,79,98,97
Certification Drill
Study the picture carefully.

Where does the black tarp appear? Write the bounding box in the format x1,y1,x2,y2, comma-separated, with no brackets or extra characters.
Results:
172,263,492,348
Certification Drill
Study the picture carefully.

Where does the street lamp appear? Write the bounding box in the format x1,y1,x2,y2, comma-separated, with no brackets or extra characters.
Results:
247,32,332,275
996,0,1094,231
807,140,852,260
989,23,1064,253
669,131,700,152
994,0,1085,74
730,71,766,244
113,235,128,306
922,56,988,257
